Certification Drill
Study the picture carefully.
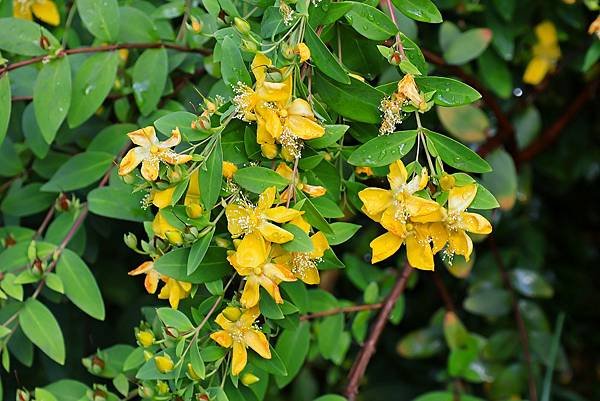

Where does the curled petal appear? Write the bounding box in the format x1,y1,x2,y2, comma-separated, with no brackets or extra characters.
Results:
370,232,403,264
290,216,311,233
287,99,315,118
160,151,192,165
387,160,408,189
448,230,473,261
144,270,160,294
427,222,449,254
460,212,492,235
380,208,407,237
258,186,277,210
128,126,157,147
160,127,182,148
286,115,325,140
257,275,283,304
309,232,329,259
275,163,294,180
184,170,201,206
239,306,261,327
251,53,272,84
128,261,154,276
215,313,235,331
264,263,296,282
118,147,147,176
240,277,261,308
302,184,327,198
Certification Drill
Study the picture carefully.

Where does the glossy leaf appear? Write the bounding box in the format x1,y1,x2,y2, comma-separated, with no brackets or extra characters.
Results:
33,56,71,143
392,0,442,23
424,129,491,173
199,137,223,210
132,48,168,116
348,130,417,167
19,299,65,364
0,18,58,56
0,74,10,145
41,152,114,192
444,29,492,65
414,76,481,106
77,0,120,42
233,166,289,193
88,186,153,222
305,23,349,84
344,2,398,41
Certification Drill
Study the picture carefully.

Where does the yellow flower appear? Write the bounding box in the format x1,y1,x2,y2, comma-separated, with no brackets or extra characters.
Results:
295,43,311,62
222,161,238,180
152,211,180,240
431,184,492,262
355,166,374,177
13,0,59,26
589,15,600,38
136,330,155,347
127,260,192,309
151,187,177,209
523,21,561,85
273,231,329,285
276,162,327,200
359,160,444,269
119,127,192,181
396,74,426,110
379,74,426,135
210,306,271,376
154,355,174,373
228,236,296,307
225,186,303,267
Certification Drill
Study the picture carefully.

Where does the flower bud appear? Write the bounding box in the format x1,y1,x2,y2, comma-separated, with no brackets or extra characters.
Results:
31,259,45,277
261,144,278,159
295,43,311,63
439,173,456,191
3,234,16,248
390,52,402,66
281,44,295,60
143,350,154,361
187,363,202,380
241,373,260,386
155,381,169,395
155,355,174,373
222,306,242,322
91,388,107,401
16,389,30,401
222,161,238,180
39,34,51,50
138,385,154,399
214,237,231,248
241,39,258,53
186,204,204,219
57,193,70,211
206,100,217,114
136,330,155,347
122,173,135,184
234,17,251,34
167,167,182,183
265,68,283,83
91,355,105,374
118,49,129,62
191,16,203,33
124,233,138,249
165,231,184,246
164,326,179,338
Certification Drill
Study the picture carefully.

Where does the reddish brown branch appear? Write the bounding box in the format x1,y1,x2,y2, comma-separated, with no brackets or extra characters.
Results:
300,303,383,321
518,79,598,163
432,272,455,313
0,42,210,76
489,235,537,401
345,264,412,401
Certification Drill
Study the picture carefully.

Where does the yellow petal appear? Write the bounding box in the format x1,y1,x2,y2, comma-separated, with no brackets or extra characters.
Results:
251,53,272,84
405,195,444,222
258,186,276,210
290,216,311,233
184,170,201,206
144,270,160,294
448,230,473,261
427,222,449,254
405,234,434,270
118,147,146,176
298,264,320,285
160,127,183,148
32,0,60,26
387,160,408,189
231,341,248,376
535,21,558,46
13,0,33,20
370,232,403,264
287,99,315,118
240,277,261,308
275,163,293,180
226,204,250,236
210,330,233,348
460,212,492,235
264,206,303,223
380,208,407,237
309,232,329,259
160,151,193,165
152,187,176,209
286,115,325,140
257,276,283,303
256,115,276,145
448,184,477,213
128,261,154,276
257,103,283,139
259,222,294,243
152,211,178,239
264,263,296,282
523,57,550,85
358,188,393,216
236,232,267,268
244,330,271,359
239,306,261,327
128,126,157,147
257,80,292,104
141,158,160,181
302,184,327,198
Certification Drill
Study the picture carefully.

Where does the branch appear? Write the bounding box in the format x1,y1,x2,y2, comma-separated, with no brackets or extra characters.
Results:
489,235,538,401
518,79,598,163
300,303,383,321
422,50,518,159
0,42,210,76
432,271,455,314
345,264,412,401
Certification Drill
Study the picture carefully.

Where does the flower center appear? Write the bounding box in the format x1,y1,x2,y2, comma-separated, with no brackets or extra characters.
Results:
253,266,263,275
150,145,160,154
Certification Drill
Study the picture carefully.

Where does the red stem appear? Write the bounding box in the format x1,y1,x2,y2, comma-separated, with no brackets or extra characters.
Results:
300,303,384,321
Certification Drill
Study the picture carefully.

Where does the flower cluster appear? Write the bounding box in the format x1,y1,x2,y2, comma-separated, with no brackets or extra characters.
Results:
232,54,325,160
359,160,492,270
379,74,428,135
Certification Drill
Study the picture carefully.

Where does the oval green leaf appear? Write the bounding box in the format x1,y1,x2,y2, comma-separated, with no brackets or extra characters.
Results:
348,130,417,167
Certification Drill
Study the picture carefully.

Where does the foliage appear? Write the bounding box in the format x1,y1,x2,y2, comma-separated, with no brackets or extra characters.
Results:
0,1,599,401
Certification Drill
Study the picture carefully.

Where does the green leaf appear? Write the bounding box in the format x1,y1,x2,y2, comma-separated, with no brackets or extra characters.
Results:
35,388,58,401
133,48,168,116
0,18,58,56
88,186,153,222
248,345,287,376
0,242,55,273
154,111,201,142
399,32,427,75
478,49,512,99
77,0,120,42
22,103,50,158
481,149,517,211
88,123,136,154
199,137,223,210
324,222,360,245
1,273,23,300
118,7,160,43
317,314,344,360
220,36,252,90
259,287,284,320
0,138,24,177
305,23,349,84
464,288,511,317
314,72,384,124
33,56,71,143
275,322,310,388
156,307,194,331
44,380,89,401
233,166,288,193
397,328,444,358
444,28,492,65
0,74,10,145
190,341,206,379
56,249,105,320
281,224,313,252
187,227,215,275
392,0,442,23
469,183,499,210
510,269,553,299
308,125,348,149
424,129,491,173
41,151,114,192
1,183,55,217
414,76,481,107
348,130,417,167
344,2,398,41
68,52,119,127
436,105,489,144
313,396,347,401
154,247,231,284
19,299,65,364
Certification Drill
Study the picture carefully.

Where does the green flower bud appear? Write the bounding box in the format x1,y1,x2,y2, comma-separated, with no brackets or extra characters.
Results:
234,17,251,34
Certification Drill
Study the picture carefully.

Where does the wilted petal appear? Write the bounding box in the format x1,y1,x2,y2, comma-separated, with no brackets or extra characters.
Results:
128,126,157,147
141,158,160,181
448,184,478,213
160,127,183,148
118,147,146,176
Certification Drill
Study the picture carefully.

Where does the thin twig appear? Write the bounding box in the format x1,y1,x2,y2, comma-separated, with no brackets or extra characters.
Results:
34,207,55,239
489,235,538,401
300,303,383,321
345,264,412,401
432,272,455,314
381,0,406,59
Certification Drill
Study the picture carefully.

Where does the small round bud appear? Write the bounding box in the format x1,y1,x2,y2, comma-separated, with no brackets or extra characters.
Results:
241,373,260,386
234,17,251,34
167,167,182,183
261,144,279,159
124,233,138,250
439,173,456,191
281,44,295,60
214,237,231,248
389,52,402,66
91,355,105,374
222,161,238,180
155,381,169,395
16,389,30,401
154,355,174,373
138,385,154,399
186,204,204,219
39,34,51,50
206,101,217,114
31,259,44,277
91,388,107,401
222,306,242,322
165,231,184,246
136,330,155,347
295,43,311,63
265,69,283,83
241,39,258,53
191,17,203,33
